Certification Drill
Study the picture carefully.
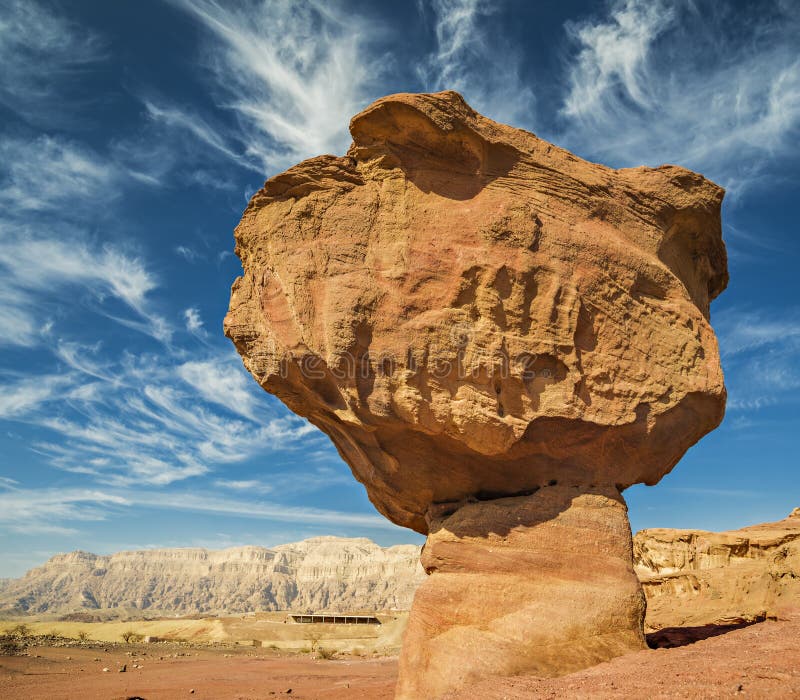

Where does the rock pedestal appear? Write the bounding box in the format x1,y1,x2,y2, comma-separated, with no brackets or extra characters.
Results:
397,485,645,699
224,90,728,697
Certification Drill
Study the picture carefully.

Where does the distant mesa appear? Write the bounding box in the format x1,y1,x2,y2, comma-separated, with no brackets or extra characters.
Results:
224,90,728,697
3,509,797,638
0,537,424,617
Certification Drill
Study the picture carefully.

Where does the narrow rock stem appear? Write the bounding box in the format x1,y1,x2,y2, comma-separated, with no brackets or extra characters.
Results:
396,485,646,699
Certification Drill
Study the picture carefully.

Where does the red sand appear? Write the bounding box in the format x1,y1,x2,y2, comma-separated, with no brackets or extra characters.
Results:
0,645,396,700
2,616,799,699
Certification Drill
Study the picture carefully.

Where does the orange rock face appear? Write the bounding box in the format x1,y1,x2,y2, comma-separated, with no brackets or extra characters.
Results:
636,508,800,633
397,486,646,698
224,91,728,697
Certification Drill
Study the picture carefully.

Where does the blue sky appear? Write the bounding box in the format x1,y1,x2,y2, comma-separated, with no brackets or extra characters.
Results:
0,0,798,577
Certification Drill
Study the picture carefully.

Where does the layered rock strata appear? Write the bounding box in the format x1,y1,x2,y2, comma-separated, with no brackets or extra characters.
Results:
397,486,645,698
225,90,728,697
636,508,800,631
0,537,425,616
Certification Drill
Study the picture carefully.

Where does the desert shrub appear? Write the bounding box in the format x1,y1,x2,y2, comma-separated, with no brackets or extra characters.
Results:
317,646,336,660
7,623,30,637
299,647,310,653
0,635,21,655
121,629,142,644
77,630,89,642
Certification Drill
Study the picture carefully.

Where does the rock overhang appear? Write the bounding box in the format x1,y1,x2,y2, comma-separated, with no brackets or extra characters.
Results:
224,90,728,535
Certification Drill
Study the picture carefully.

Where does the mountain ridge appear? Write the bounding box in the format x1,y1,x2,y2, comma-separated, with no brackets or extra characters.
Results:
0,536,425,617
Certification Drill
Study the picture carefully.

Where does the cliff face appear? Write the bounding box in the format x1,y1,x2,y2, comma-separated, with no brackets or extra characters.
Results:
635,508,800,629
0,537,425,616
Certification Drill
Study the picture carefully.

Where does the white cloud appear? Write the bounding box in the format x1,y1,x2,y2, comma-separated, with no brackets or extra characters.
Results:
0,0,103,120
716,309,800,358
143,99,261,173
183,307,206,336
562,0,671,121
0,484,394,541
0,374,75,419
170,0,382,170
176,357,265,420
175,245,201,263
418,0,536,127
558,0,800,193
0,136,118,213
1,346,315,487
214,478,273,494
0,488,129,534
715,307,800,412
0,227,168,346
0,477,20,490
133,490,396,530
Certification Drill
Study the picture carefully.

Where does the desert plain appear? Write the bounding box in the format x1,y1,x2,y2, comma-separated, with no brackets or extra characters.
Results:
1,613,800,699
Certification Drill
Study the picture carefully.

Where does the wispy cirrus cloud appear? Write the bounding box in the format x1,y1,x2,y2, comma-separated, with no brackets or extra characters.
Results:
558,0,800,193
0,373,76,418
0,484,393,541
142,99,262,174
168,0,383,170
1,345,316,487
214,463,352,499
176,357,262,420
0,0,103,121
716,308,800,358
0,136,118,213
0,487,128,535
183,307,206,337
137,490,394,529
715,307,800,412
418,0,535,127
0,226,167,346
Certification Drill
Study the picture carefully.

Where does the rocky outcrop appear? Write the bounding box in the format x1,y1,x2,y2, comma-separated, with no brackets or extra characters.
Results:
635,508,800,631
0,537,424,616
225,90,727,697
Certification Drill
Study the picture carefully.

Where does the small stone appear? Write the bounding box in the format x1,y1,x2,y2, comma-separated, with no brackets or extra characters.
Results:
118,664,126,672
102,667,109,672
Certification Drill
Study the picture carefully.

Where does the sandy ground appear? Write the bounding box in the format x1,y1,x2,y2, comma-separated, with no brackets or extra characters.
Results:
0,645,396,700
2,616,799,699
451,616,800,699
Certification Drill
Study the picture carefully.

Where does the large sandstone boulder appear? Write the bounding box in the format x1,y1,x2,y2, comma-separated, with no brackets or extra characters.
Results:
225,91,727,697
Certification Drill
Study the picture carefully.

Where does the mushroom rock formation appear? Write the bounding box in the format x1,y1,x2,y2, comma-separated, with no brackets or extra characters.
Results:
224,91,728,698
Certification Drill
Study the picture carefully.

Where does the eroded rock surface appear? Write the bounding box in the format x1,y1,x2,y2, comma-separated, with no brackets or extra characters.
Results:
397,486,645,698
636,508,800,632
225,91,728,697
225,91,726,534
